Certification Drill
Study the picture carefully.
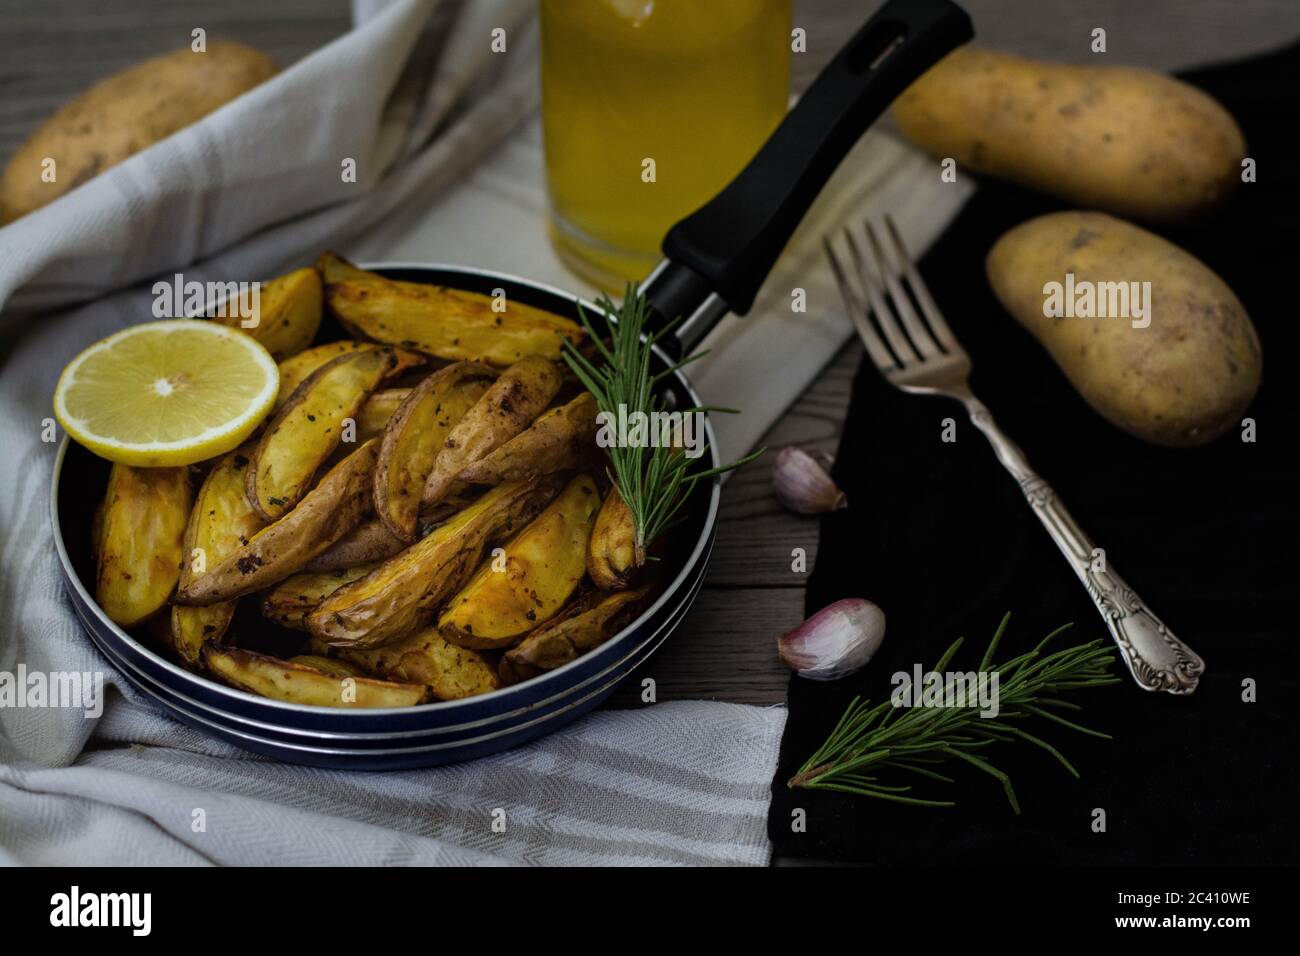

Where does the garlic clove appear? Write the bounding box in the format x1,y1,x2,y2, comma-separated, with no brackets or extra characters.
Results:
778,598,885,681
772,446,847,515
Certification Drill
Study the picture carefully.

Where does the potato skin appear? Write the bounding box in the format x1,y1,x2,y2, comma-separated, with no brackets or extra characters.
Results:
308,476,563,648
170,444,265,663
499,585,654,685
587,488,639,590
177,440,379,604
319,252,584,366
203,646,431,707
458,392,598,485
986,211,1261,447
892,47,1245,222
316,629,500,701
421,355,563,507
439,474,601,649
1,42,277,223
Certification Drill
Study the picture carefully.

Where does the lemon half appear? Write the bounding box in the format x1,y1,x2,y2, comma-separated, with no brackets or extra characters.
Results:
54,319,279,466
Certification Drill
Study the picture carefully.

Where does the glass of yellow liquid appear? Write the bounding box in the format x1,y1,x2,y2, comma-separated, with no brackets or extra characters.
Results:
541,0,792,292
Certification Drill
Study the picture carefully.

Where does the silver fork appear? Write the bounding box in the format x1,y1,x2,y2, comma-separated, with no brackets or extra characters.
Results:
824,216,1204,695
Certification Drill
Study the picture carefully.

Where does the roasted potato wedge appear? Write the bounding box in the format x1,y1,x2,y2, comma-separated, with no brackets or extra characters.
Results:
457,392,598,485
439,474,600,649
298,517,406,573
587,487,639,590
215,267,322,360
421,355,563,507
248,347,397,520
356,388,410,443
287,655,365,678
274,343,423,412
177,440,378,604
499,585,655,684
308,476,563,648
314,628,500,701
376,361,495,541
261,564,379,630
170,445,265,664
203,646,431,707
96,463,191,627
319,252,584,365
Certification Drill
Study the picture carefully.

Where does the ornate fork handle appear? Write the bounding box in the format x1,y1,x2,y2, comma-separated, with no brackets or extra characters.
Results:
963,396,1205,694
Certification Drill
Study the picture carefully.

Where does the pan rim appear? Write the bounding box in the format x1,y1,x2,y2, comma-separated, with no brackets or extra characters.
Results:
49,262,723,720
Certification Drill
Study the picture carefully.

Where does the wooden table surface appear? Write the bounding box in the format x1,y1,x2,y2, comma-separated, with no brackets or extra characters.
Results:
3,0,1293,710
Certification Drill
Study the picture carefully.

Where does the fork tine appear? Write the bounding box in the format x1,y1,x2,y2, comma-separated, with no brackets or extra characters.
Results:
863,221,942,359
823,235,897,372
883,215,960,353
844,227,919,365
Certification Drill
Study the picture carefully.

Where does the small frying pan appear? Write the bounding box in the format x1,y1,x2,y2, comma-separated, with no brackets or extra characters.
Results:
51,0,973,768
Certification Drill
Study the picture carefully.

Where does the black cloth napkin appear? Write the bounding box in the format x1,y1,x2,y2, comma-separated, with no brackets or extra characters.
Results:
768,41,1300,865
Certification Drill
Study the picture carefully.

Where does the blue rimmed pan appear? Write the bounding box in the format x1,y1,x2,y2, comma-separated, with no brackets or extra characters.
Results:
49,0,973,768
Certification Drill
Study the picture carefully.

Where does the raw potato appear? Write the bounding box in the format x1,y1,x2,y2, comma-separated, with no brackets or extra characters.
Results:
96,463,191,627
316,629,500,701
375,362,495,541
440,475,601,649
892,47,1245,222
986,211,1261,447
458,392,598,485
1,42,277,223
355,388,411,443
261,564,378,630
248,347,397,520
177,440,379,604
587,487,638,590
308,476,563,648
499,585,655,684
319,252,584,365
215,268,322,360
274,343,423,411
299,518,406,572
421,355,563,507
203,646,431,707
170,445,265,664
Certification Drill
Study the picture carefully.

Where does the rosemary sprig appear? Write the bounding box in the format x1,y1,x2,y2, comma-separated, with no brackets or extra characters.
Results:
790,613,1120,813
562,283,762,557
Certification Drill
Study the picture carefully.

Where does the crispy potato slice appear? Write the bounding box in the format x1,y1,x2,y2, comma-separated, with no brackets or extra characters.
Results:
457,392,598,485
177,440,378,604
170,445,265,664
499,585,655,684
274,343,424,412
214,267,322,360
439,474,600,649
587,486,639,590
375,362,495,541
248,347,397,520
299,518,406,573
203,646,431,707
95,464,191,627
319,252,584,365
313,628,500,701
308,476,563,648
355,388,410,443
421,355,563,507
261,564,378,630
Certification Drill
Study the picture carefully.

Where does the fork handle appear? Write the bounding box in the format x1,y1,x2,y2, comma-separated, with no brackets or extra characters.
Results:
963,396,1205,695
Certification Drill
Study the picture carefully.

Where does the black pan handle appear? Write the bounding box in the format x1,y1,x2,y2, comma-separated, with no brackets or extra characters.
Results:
642,0,972,357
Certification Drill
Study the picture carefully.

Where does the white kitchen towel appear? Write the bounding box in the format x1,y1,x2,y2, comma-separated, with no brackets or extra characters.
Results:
0,0,970,866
